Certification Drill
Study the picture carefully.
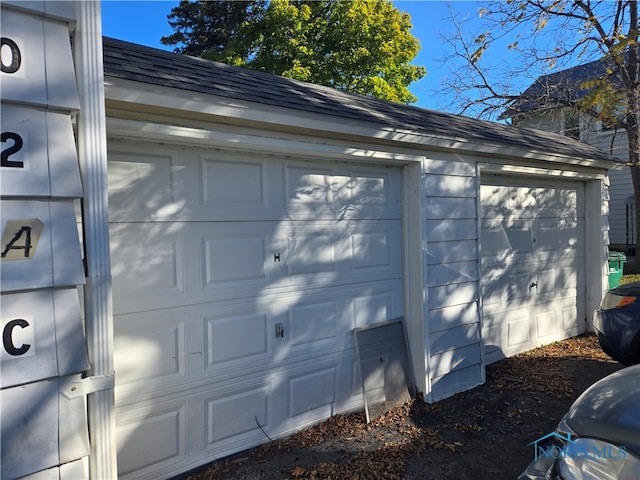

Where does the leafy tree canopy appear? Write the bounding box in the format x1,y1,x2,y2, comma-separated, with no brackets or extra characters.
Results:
161,0,426,104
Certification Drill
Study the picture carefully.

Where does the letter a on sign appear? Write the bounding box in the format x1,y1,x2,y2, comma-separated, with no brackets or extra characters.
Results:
1,219,43,261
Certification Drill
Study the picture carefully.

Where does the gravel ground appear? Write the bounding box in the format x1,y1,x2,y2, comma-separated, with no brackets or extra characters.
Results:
180,333,622,480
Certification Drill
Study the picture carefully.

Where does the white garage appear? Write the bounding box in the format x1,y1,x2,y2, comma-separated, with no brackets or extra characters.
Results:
480,175,586,363
0,5,624,480
99,37,621,479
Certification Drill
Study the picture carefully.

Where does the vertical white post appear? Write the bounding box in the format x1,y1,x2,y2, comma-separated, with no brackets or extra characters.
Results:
74,1,117,478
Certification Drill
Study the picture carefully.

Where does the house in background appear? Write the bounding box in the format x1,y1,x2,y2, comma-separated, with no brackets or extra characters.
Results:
500,58,635,254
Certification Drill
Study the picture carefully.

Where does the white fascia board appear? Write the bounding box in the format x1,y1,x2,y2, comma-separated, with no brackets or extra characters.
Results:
106,117,424,165
104,76,622,171
478,161,609,181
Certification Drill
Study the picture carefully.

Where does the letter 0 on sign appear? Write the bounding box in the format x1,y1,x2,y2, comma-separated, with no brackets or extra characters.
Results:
3,318,31,356
1,132,24,168
1,37,21,74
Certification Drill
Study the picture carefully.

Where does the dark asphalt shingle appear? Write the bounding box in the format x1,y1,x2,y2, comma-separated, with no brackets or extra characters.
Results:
102,37,621,164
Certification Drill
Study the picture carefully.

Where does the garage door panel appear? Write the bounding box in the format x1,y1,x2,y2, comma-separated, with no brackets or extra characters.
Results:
349,222,401,275
351,232,392,269
111,223,186,312
286,232,338,275
535,308,558,339
285,164,335,212
480,177,585,364
192,151,285,221
114,311,187,392
289,367,336,417
289,300,337,349
205,386,269,444
284,163,401,220
562,302,579,332
480,185,537,219
481,267,535,306
347,168,397,206
200,156,267,208
535,185,581,216
110,143,404,479
108,149,187,222
480,223,513,257
203,233,269,285
536,218,583,251
352,289,402,331
507,317,531,348
116,402,186,479
283,220,401,284
204,311,269,366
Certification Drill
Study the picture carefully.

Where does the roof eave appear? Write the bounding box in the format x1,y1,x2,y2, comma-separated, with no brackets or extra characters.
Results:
104,75,622,170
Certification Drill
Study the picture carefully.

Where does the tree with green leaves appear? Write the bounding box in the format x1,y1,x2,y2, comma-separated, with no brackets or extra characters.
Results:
161,0,425,104
439,1,640,268
161,1,267,58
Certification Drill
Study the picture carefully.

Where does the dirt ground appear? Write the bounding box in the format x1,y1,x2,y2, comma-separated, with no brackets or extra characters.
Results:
181,333,622,480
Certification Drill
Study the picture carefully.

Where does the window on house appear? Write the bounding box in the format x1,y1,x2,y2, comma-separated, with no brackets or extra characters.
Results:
563,108,581,140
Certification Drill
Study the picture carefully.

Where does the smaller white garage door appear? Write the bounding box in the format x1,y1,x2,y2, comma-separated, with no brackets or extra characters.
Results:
480,175,586,364
108,143,404,479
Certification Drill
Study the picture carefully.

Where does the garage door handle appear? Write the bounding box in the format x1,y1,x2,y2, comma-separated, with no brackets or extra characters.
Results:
275,323,284,338
530,282,537,289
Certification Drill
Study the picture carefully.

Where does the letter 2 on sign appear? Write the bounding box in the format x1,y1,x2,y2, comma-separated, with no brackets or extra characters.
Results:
1,37,21,74
1,131,24,168
3,318,31,356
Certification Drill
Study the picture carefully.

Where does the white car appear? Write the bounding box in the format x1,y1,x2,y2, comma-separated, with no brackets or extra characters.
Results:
518,364,640,480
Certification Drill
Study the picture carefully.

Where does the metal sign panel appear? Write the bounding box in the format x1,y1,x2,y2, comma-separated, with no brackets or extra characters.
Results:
1,288,89,389
0,200,84,292
18,457,89,480
1,3,89,479
0,9,79,110
1,376,90,480
1,105,82,197
0,1,77,22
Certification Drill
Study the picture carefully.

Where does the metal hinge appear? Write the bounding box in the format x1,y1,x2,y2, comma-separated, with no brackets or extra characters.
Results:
61,372,115,399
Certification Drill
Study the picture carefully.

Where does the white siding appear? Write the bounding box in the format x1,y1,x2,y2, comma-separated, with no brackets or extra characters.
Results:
518,111,631,249
423,155,483,402
585,129,632,248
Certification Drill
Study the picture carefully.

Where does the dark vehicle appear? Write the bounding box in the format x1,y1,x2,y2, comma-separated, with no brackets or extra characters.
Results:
593,281,640,366
518,364,640,480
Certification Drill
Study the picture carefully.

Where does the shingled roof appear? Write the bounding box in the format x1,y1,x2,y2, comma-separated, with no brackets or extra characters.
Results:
500,57,623,119
102,37,621,164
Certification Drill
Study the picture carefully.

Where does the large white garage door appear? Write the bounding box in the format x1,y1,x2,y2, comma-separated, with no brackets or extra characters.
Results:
480,175,586,364
108,143,403,479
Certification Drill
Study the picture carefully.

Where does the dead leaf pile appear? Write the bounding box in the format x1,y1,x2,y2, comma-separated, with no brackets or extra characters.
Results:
184,333,616,480
487,333,610,398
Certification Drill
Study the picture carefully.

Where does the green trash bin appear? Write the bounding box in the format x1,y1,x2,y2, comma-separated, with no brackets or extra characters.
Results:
608,251,626,289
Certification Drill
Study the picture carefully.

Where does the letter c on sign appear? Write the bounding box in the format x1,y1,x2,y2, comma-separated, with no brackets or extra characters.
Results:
1,37,21,74
3,318,31,356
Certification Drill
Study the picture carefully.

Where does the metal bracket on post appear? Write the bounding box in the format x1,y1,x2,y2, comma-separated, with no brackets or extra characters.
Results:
62,373,115,399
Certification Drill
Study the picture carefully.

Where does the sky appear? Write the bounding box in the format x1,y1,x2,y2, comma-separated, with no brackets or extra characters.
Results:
100,1,505,112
